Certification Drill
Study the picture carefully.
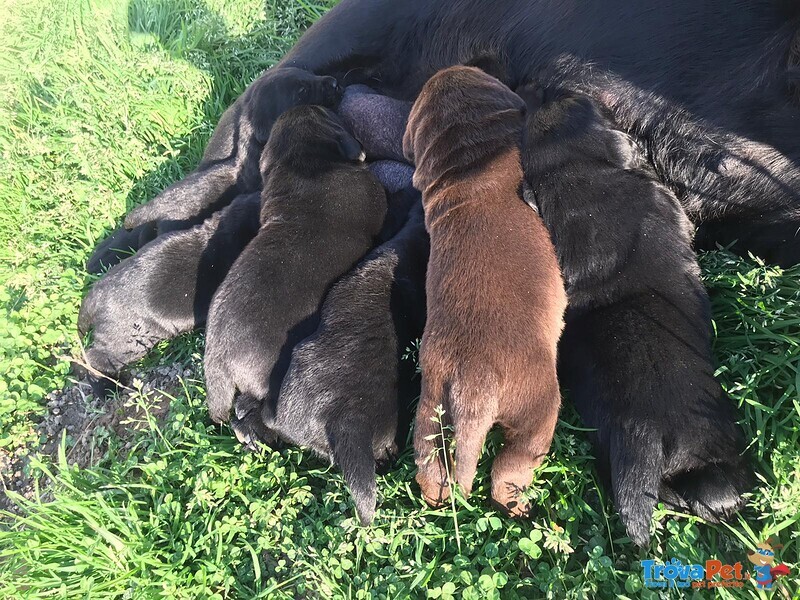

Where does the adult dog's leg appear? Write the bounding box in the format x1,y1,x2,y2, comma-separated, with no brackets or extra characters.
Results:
124,161,239,229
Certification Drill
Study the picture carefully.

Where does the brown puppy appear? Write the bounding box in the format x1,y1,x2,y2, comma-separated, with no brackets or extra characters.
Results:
403,66,566,516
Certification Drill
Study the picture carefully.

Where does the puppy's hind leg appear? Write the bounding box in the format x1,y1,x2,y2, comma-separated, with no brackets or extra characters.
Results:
490,380,560,518
413,373,453,507
205,361,237,424
77,296,157,397
449,382,496,498
328,417,378,525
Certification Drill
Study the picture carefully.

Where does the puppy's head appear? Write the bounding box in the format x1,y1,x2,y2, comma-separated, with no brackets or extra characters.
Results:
249,67,343,143
403,65,525,191
517,83,641,172
260,105,365,175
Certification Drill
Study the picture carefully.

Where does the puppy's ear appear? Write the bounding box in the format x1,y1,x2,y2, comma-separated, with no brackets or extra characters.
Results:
465,52,509,85
249,77,278,144
328,420,377,525
336,130,366,162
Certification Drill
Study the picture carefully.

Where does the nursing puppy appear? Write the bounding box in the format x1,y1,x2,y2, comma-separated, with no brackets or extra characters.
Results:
404,66,567,516
123,68,342,230
519,86,752,546
274,201,428,524
337,85,411,162
204,105,387,444
77,192,261,396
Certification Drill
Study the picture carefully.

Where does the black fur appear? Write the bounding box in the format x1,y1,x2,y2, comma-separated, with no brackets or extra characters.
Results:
519,87,752,546
123,68,342,231
203,106,387,445
105,0,800,533
273,201,428,524
261,0,800,537
86,222,158,275
77,192,262,396
278,0,800,266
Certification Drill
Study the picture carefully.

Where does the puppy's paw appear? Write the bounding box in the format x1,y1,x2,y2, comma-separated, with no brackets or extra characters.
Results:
72,349,127,400
86,223,158,274
661,460,751,523
490,481,532,519
415,461,451,508
231,395,276,450
608,421,752,547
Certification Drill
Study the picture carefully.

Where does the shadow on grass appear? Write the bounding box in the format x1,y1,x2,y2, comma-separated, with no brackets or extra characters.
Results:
120,0,324,217
88,0,330,257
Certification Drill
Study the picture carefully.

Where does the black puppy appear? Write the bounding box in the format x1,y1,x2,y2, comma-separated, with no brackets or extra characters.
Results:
273,200,428,524
204,105,387,444
77,192,261,395
519,86,752,546
123,67,341,230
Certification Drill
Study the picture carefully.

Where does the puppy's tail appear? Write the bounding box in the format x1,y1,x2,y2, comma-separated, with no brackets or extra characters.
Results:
205,359,236,424
609,427,663,548
329,419,377,525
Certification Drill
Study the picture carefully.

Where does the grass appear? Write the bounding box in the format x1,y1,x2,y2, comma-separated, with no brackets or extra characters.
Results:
0,0,798,597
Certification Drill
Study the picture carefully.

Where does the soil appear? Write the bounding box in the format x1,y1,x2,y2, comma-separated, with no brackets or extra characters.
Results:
0,363,195,513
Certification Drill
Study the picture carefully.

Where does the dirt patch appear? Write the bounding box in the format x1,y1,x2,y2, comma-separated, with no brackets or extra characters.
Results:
0,363,195,513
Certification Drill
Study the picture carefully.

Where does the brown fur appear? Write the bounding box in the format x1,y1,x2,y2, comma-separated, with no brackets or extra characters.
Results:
403,66,567,516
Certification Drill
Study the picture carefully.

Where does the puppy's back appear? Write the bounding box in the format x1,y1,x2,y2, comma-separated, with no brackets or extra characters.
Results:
408,66,566,513
205,107,387,426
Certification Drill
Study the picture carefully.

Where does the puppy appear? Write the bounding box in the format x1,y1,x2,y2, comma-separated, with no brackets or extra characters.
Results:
369,161,415,195
123,67,342,230
337,85,411,162
204,105,387,445
519,86,752,546
403,66,567,516
77,192,262,396
273,200,428,524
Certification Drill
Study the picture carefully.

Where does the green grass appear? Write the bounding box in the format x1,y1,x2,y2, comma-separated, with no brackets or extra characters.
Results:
0,0,798,597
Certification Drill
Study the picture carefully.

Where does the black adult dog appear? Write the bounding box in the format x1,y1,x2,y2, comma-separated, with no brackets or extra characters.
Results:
279,0,800,265
204,105,387,444
77,192,262,395
519,87,752,545
121,67,341,232
273,200,428,525
86,221,159,275
252,0,800,542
